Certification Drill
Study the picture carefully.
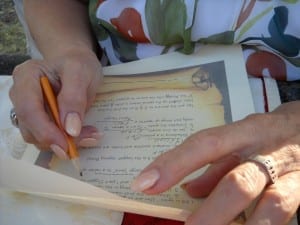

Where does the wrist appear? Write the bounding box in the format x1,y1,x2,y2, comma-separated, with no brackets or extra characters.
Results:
42,40,98,59
49,46,103,81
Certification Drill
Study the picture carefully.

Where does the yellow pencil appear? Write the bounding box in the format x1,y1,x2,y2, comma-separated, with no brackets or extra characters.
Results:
40,76,82,176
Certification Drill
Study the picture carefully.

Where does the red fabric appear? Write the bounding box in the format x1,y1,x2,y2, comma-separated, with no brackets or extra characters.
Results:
121,213,184,225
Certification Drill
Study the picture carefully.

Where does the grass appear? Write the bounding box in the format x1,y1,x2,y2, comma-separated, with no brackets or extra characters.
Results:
0,22,27,54
0,0,27,55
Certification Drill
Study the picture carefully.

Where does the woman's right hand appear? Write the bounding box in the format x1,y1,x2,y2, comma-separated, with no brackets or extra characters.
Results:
9,47,103,159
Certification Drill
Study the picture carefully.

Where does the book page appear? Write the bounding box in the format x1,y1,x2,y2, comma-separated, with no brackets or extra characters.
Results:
51,61,235,212
0,45,256,223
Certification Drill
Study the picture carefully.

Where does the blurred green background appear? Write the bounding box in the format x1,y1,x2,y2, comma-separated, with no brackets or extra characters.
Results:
0,0,28,74
0,0,26,55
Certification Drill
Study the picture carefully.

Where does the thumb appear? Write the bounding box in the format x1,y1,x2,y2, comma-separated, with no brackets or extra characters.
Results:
56,72,94,137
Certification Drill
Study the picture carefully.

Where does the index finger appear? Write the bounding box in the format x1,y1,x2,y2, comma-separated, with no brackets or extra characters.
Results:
131,114,283,194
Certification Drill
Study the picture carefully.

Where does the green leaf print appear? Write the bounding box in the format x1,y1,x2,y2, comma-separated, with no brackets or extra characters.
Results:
282,0,299,3
198,31,235,45
88,0,107,40
145,0,192,47
88,0,139,63
100,21,139,62
286,57,300,67
236,6,273,41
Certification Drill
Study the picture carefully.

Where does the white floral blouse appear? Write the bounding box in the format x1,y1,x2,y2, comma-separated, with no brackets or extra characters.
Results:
89,0,300,81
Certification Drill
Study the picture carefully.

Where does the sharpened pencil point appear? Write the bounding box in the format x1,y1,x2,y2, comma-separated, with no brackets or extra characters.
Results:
71,158,82,177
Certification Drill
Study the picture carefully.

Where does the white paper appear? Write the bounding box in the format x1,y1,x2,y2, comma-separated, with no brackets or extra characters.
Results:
0,45,266,224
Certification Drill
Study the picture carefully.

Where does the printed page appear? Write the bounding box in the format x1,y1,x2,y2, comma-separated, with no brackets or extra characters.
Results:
84,65,224,211
51,57,250,212
0,45,256,222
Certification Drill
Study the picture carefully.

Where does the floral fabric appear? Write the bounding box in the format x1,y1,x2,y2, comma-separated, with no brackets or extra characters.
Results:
89,0,300,81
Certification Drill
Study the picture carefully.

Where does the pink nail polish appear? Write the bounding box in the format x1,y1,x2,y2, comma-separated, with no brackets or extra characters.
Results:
131,169,160,192
50,144,69,160
79,138,100,147
91,131,104,139
65,112,81,137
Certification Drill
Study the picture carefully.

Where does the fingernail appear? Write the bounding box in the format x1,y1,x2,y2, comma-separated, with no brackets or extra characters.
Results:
78,132,104,147
50,144,69,160
131,169,160,192
92,131,104,139
65,112,81,137
79,138,100,147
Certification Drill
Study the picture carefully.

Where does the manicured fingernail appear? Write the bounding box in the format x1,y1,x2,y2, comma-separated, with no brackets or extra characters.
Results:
92,131,104,139
78,132,104,147
50,144,69,160
131,169,160,192
65,112,81,137
79,138,100,147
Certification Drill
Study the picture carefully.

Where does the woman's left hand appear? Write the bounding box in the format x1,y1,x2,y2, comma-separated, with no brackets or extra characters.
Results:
131,101,300,225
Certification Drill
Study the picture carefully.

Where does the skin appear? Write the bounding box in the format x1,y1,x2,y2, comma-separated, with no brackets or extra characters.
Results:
9,0,102,153
10,0,300,224
131,102,300,225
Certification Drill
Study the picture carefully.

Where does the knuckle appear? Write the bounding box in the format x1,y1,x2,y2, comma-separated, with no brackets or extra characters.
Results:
243,113,284,137
61,92,87,110
263,188,296,218
223,168,258,201
240,114,265,136
12,61,27,75
243,112,263,122
12,59,41,75
283,144,300,170
190,130,221,152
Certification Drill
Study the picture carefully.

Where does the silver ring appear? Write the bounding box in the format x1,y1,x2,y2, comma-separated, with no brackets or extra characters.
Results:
10,108,19,127
247,155,278,184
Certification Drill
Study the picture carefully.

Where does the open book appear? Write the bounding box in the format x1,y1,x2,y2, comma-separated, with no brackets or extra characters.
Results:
1,45,280,224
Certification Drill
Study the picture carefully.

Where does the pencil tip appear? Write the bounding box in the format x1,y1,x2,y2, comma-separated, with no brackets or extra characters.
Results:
71,158,82,176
